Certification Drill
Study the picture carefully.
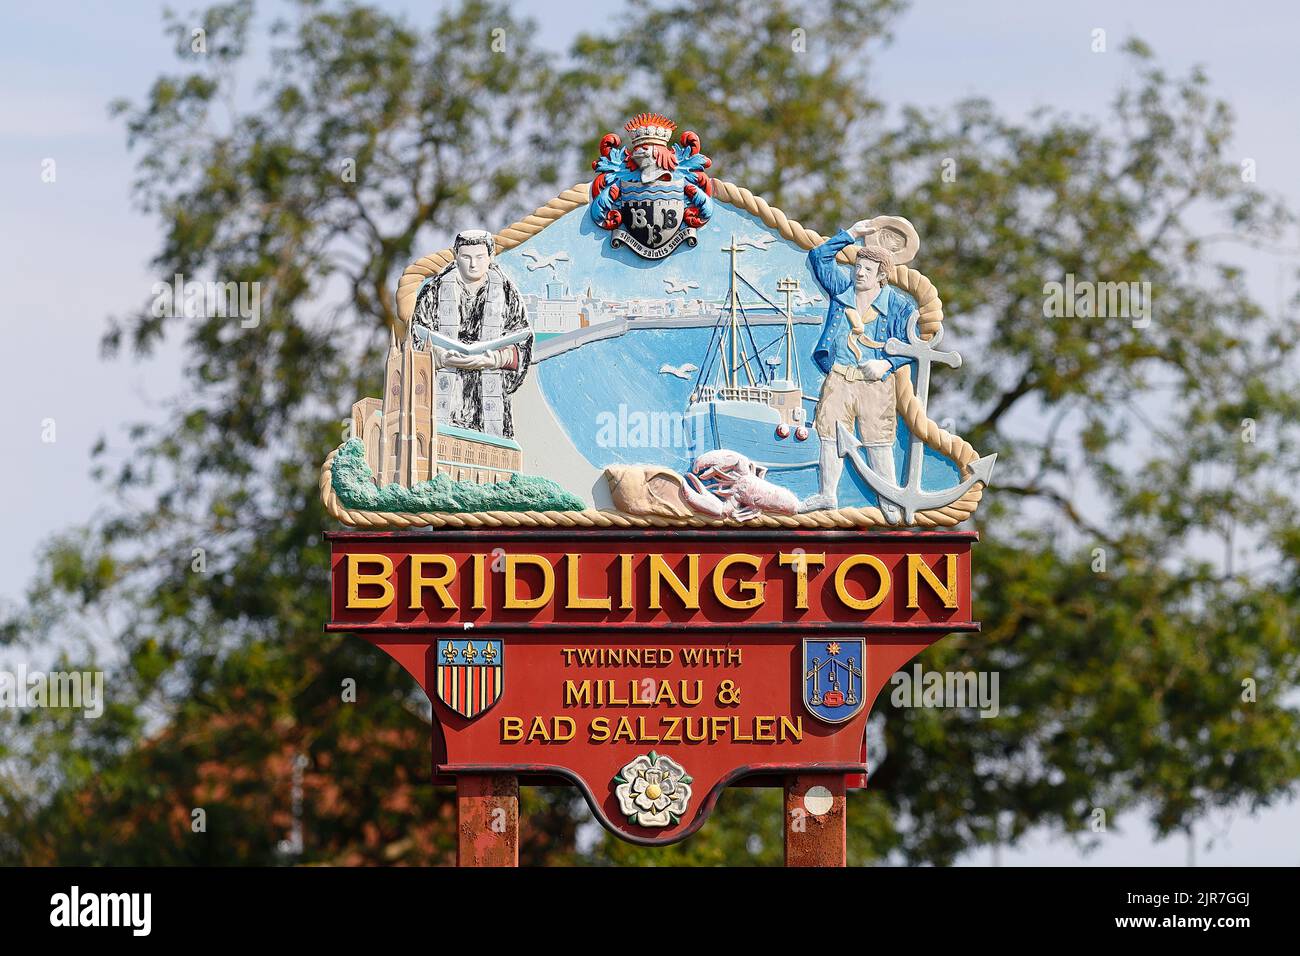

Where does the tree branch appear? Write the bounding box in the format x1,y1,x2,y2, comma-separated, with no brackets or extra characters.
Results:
972,368,1036,437
998,483,1120,548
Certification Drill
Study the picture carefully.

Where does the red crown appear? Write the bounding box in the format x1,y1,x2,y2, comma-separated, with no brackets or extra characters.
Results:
624,112,677,148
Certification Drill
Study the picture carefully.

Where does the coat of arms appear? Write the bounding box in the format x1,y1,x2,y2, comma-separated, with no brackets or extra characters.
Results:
802,639,865,724
436,639,503,719
589,112,714,259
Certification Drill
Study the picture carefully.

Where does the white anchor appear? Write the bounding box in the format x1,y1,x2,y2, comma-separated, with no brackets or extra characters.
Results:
836,312,997,524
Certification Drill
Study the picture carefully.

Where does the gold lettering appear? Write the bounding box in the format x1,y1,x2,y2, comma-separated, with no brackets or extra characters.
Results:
662,716,683,742
501,716,523,742
833,554,890,610
408,554,458,610
471,553,487,610
565,553,611,610
779,715,803,742
552,717,576,742
503,553,555,610
345,554,395,609
712,553,765,609
778,552,826,609
648,553,700,609
907,553,959,609
710,716,727,742
564,680,592,706
613,716,636,742
619,553,634,610
635,716,660,742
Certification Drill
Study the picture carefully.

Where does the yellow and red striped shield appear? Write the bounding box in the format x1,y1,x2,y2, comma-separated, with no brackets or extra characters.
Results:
435,639,503,719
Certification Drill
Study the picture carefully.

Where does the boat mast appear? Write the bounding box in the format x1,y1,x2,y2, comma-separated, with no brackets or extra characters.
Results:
776,275,798,384
723,234,742,389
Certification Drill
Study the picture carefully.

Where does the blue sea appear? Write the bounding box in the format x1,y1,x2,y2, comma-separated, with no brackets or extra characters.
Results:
536,324,961,509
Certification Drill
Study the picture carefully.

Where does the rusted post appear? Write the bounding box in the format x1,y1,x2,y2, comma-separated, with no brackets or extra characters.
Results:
456,774,519,867
783,774,847,867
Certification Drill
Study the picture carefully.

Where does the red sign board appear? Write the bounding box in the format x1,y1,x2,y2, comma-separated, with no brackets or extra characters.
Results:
327,529,976,845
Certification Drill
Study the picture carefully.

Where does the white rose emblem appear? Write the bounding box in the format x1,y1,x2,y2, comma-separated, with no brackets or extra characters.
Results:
613,751,693,828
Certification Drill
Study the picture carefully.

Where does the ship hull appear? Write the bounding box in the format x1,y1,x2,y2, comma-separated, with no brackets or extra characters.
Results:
685,399,819,471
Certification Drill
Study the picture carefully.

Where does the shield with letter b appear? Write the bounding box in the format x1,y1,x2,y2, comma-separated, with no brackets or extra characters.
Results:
611,181,694,259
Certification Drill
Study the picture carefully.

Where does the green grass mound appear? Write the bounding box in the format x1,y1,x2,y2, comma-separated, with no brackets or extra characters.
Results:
331,438,586,513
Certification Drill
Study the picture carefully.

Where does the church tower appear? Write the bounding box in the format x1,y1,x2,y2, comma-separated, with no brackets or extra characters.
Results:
378,337,437,486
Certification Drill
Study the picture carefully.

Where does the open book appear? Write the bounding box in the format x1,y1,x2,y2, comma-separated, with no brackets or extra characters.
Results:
411,325,531,356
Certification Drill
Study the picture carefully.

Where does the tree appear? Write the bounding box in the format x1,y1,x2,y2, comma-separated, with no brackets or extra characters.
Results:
3,0,1297,866
2,0,585,866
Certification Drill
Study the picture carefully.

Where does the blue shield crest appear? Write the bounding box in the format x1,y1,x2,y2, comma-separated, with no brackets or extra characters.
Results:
802,638,865,724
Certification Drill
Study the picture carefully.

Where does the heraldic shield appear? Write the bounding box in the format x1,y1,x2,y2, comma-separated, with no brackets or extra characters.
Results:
436,639,503,719
802,638,865,724
612,182,691,259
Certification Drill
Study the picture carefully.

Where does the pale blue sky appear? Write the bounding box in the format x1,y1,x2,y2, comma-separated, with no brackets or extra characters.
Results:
1,0,1296,866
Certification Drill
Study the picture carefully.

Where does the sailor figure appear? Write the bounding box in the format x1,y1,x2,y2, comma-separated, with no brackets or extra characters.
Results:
409,229,534,439
801,221,917,520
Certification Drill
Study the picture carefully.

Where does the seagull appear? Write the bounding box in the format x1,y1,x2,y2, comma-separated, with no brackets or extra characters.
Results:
520,249,571,273
734,235,776,251
663,278,700,295
659,363,699,380
792,289,824,306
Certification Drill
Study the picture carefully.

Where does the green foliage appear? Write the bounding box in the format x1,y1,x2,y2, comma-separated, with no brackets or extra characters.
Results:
4,0,1298,866
331,438,585,512
567,0,904,226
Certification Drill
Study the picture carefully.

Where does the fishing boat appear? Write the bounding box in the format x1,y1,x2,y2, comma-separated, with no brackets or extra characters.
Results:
684,237,819,471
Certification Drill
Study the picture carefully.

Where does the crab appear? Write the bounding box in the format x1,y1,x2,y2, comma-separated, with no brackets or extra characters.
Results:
680,450,801,521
